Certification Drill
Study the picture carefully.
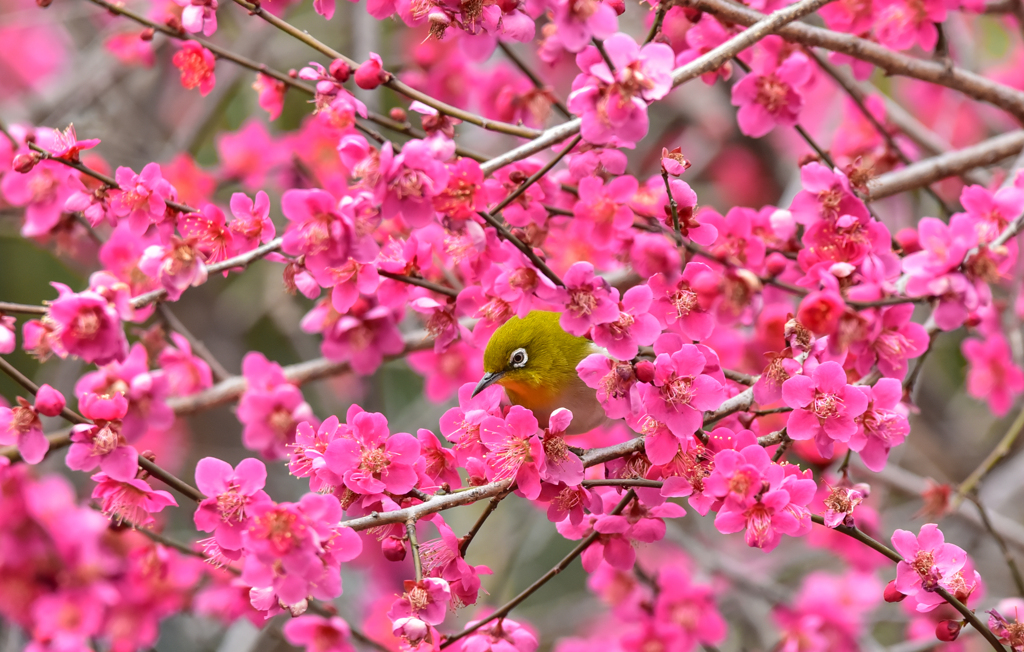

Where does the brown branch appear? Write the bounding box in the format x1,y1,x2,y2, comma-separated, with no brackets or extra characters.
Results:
458,486,514,557
952,405,1024,509
968,493,1024,596
378,271,459,298
440,490,637,648
226,0,541,139
867,131,1024,200
686,0,1024,121
0,301,48,315
491,135,582,216
406,520,423,581
477,211,565,287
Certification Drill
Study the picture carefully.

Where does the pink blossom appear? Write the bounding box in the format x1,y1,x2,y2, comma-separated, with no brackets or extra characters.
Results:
703,207,767,270
158,332,214,396
820,0,875,33
774,571,881,652
91,473,177,527
591,285,660,360
108,163,174,235
179,204,239,264
242,493,362,606
903,215,978,278
568,33,674,146
480,405,546,499
66,392,138,481
2,156,76,239
961,183,1024,242
0,314,14,354
47,283,129,365
782,361,869,458
874,0,947,51
822,480,870,528
281,188,360,265
408,341,484,403
289,416,346,493
45,124,100,163
283,615,356,652
418,428,462,490
388,578,451,626
753,349,802,405
439,381,504,467
74,342,174,440
988,608,1024,652
139,237,209,301
324,404,421,495
704,443,773,507
850,304,929,379
577,355,641,420
789,162,870,226
962,334,1024,417
648,264,715,341
172,41,216,95
849,378,910,471
653,567,727,649
553,261,620,335
731,37,812,138
354,53,388,89
174,0,219,35
675,15,735,84
194,457,270,551
0,397,50,464
301,300,404,375
434,157,486,221
640,344,725,438
237,352,316,460
713,467,816,551
551,0,617,52
253,73,287,121
452,617,537,652
629,231,682,278
217,120,283,190
375,140,451,228
891,524,968,612
572,175,639,250
540,409,584,485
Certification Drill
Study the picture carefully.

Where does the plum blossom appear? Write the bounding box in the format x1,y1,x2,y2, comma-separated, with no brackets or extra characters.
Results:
731,37,812,138
283,615,356,652
572,175,639,250
568,33,674,146
452,617,537,652
45,124,99,163
849,378,910,471
551,0,618,52
782,361,869,458
374,140,451,228
174,0,218,35
553,262,620,335
237,352,316,460
874,0,948,51
388,578,451,627
480,406,546,499
591,285,660,360
66,392,138,481
0,392,58,464
962,334,1024,416
138,237,209,301
577,355,641,420
47,282,129,365
648,264,716,341
641,344,725,438
0,314,14,354
193,457,270,551
109,163,174,235
172,42,216,95
91,473,177,527
850,304,929,379
714,465,816,551
324,405,421,496
892,524,969,612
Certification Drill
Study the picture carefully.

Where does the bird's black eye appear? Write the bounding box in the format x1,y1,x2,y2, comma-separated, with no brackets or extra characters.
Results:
510,348,528,368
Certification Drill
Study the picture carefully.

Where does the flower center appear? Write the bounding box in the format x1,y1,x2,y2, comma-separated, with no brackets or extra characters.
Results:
543,434,569,463
250,509,303,556
755,74,790,114
72,308,103,340
11,405,37,433
391,169,429,200
408,586,430,611
91,424,121,456
568,288,598,317
606,312,635,339
361,446,389,474
661,374,695,407
269,407,294,435
670,287,698,318
178,51,213,90
217,488,248,523
812,391,840,419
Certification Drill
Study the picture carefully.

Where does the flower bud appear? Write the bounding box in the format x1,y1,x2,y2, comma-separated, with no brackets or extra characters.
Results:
894,227,920,254
354,53,389,89
140,27,155,41
36,0,53,8
13,152,41,173
883,580,906,603
935,620,962,642
764,252,789,277
661,146,691,176
390,107,408,122
382,535,407,562
34,384,65,417
634,360,655,384
329,58,351,82
606,0,626,14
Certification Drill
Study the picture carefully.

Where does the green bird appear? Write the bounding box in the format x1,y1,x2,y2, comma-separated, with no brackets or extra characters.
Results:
472,311,608,434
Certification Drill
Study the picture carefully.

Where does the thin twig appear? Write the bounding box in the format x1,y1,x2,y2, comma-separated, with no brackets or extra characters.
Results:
0,301,48,315
952,405,1024,509
440,489,637,648
491,135,582,216
477,211,564,287
968,493,1024,597
378,271,459,298
406,520,423,581
157,303,232,382
497,42,571,119
459,486,514,557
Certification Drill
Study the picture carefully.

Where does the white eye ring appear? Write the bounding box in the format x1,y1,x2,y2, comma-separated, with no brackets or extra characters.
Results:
509,348,528,368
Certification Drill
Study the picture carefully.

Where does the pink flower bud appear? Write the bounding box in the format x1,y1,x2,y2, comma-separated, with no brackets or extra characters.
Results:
634,360,655,384
354,53,389,89
329,58,350,82
140,27,155,41
894,227,921,254
764,252,789,277
382,535,407,562
883,580,906,603
606,0,626,14
13,152,41,173
390,107,408,122
935,620,962,642
34,384,66,417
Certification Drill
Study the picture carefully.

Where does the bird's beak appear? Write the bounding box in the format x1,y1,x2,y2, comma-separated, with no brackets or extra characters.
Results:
472,371,504,398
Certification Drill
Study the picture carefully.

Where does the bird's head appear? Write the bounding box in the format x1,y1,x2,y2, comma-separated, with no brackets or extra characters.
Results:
472,311,594,405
